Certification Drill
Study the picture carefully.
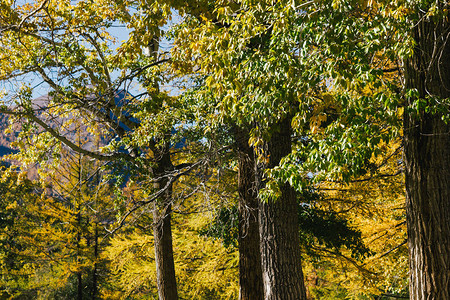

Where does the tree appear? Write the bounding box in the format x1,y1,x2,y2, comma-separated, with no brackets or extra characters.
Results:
103,172,240,299
43,134,116,300
168,1,405,299
0,169,41,299
0,164,112,299
0,1,195,299
256,117,308,299
279,1,450,297
403,3,450,298
143,32,179,300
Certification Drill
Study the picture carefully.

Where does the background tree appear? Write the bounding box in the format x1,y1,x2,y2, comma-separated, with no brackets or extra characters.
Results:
102,167,239,299
0,170,42,299
0,1,199,298
0,160,114,300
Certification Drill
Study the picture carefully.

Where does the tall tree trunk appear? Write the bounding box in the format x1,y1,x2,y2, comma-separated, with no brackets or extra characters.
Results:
235,126,264,300
77,227,83,300
92,224,98,300
256,117,307,300
146,31,178,299
77,152,83,300
404,11,450,300
153,202,177,300
153,144,178,300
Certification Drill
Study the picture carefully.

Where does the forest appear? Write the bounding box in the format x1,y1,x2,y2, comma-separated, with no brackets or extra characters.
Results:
0,0,449,299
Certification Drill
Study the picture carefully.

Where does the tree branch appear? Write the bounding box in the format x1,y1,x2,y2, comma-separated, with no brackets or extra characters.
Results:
376,240,407,260
0,108,133,162
18,0,50,30
116,58,170,85
105,159,203,235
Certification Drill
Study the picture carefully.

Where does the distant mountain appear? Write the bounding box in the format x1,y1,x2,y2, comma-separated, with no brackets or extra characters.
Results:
0,145,16,157
0,89,185,163
0,114,16,159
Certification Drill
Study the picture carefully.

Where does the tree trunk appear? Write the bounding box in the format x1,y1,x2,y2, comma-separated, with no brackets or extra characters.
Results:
77,214,83,300
235,126,264,300
145,31,178,299
77,153,83,300
92,224,98,300
153,202,178,300
404,11,450,300
256,117,307,300
153,144,178,300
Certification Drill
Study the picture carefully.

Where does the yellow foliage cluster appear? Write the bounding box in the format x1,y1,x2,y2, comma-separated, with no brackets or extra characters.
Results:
306,140,407,298
102,186,239,299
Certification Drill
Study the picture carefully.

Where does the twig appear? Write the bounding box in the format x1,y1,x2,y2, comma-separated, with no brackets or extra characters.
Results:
377,240,407,260
104,160,203,236
18,0,50,30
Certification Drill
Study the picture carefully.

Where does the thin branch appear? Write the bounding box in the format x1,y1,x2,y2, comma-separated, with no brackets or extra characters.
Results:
382,67,399,73
29,113,132,161
310,245,376,275
297,0,318,10
105,160,203,235
115,58,170,85
18,0,50,30
0,108,133,162
376,240,407,260
378,293,408,299
347,169,403,183
67,161,111,195
82,30,112,84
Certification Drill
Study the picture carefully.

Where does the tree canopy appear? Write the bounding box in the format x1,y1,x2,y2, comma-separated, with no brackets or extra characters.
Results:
1,0,449,299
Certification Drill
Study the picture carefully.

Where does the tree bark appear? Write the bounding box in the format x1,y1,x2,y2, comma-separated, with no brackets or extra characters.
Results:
153,202,178,300
404,11,450,300
256,117,307,300
235,126,264,300
77,152,83,300
77,230,83,300
92,224,98,300
152,143,178,300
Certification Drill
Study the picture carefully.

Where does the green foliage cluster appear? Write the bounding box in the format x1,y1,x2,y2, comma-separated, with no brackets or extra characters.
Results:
298,205,371,260
200,192,371,259
199,205,239,249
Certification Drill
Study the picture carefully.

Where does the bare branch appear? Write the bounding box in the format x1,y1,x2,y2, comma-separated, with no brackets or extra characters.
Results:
18,0,50,30
116,58,170,85
105,159,203,235
0,108,133,162
376,240,407,260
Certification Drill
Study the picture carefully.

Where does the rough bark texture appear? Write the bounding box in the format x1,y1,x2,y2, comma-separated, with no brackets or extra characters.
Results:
404,11,450,300
153,144,178,300
147,32,178,299
256,118,307,300
235,126,264,300
76,158,83,300
92,224,98,300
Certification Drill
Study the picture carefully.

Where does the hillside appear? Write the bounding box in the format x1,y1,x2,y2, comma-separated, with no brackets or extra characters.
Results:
0,114,17,158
